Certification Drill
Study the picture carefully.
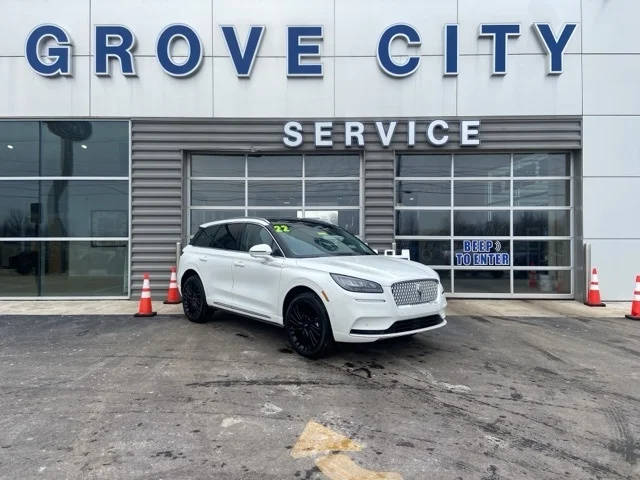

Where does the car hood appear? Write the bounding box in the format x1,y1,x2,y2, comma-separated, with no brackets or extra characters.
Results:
295,255,438,286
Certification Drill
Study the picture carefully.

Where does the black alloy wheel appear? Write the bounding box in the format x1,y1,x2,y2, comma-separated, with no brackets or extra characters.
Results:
284,292,334,358
182,275,210,323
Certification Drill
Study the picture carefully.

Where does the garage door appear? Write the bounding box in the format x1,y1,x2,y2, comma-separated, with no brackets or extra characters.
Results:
187,153,363,237
395,152,574,298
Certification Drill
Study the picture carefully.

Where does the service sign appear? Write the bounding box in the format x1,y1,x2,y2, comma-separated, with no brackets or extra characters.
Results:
455,240,510,267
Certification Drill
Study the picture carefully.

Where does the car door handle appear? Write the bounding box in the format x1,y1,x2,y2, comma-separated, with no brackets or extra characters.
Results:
199,256,208,262
234,261,245,267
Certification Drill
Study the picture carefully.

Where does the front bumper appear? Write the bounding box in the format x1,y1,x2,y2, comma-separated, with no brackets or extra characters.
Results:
324,282,448,343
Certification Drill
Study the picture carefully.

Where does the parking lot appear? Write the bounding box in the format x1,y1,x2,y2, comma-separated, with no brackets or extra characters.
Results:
0,310,639,479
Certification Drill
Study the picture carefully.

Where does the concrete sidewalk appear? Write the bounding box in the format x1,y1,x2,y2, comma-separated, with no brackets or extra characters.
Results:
0,298,633,318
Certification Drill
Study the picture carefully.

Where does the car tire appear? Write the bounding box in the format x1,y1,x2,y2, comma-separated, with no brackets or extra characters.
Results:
182,275,210,324
284,291,334,359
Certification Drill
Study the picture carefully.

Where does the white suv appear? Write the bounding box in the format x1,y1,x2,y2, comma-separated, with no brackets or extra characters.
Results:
178,218,447,357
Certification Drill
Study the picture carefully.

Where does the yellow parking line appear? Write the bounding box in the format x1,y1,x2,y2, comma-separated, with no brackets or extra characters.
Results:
291,421,362,459
315,453,403,480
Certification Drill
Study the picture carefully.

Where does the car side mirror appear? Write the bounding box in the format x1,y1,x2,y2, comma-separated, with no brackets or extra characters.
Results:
249,243,273,258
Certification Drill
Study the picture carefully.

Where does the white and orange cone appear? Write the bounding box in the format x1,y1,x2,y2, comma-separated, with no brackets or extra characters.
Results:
134,273,157,317
585,267,606,307
163,266,182,305
625,275,640,321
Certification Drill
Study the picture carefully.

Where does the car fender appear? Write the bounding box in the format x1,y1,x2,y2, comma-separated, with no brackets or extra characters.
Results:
278,272,330,319
177,257,208,298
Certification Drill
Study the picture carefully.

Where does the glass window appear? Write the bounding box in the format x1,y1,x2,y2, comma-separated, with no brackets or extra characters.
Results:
242,224,279,253
248,155,302,177
396,181,450,207
454,210,510,236
514,180,570,207
396,210,450,236
514,240,571,266
397,154,451,177
0,121,129,177
514,153,569,177
454,270,510,294
396,240,451,266
0,180,128,238
191,154,244,177
514,270,571,294
0,121,129,298
0,241,128,297
248,209,299,220
191,180,244,206
305,155,359,177
435,269,451,292
0,122,39,176
41,181,128,237
0,181,39,237
41,121,128,177
190,154,362,237
303,210,360,235
210,223,244,250
0,241,39,296
269,220,374,258
454,154,510,177
41,241,128,296
306,181,359,206
190,210,243,233
454,180,510,207
514,210,570,237
191,227,211,247
248,181,302,206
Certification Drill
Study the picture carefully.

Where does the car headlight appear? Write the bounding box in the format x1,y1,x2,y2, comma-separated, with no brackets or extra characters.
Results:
330,273,383,293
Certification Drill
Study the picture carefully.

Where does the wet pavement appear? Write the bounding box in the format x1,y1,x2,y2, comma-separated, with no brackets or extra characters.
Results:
0,312,638,479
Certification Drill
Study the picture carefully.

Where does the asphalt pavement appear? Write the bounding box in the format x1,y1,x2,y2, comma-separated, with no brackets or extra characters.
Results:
0,311,639,479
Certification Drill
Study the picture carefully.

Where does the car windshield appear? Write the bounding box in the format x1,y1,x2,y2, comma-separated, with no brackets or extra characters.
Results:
268,220,376,258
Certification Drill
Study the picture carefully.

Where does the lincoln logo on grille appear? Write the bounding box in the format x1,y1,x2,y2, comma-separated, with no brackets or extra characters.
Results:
416,284,423,300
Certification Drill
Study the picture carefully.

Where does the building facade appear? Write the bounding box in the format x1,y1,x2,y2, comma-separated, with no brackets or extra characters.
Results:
0,0,638,300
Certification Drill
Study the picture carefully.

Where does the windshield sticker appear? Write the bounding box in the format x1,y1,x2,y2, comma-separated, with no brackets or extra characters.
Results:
273,224,291,233
317,231,328,236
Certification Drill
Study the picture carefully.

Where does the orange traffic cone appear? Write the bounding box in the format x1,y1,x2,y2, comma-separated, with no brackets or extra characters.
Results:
134,273,157,317
585,267,606,307
163,266,182,304
625,275,640,321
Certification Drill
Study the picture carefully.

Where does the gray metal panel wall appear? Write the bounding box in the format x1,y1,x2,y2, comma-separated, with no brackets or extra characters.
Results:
131,117,581,297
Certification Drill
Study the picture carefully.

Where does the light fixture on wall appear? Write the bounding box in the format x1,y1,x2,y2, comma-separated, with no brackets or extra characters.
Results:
81,144,88,149
6,144,14,149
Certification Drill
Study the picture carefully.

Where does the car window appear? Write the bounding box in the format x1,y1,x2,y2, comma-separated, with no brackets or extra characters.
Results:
191,226,218,248
242,224,282,256
210,223,244,251
269,220,375,258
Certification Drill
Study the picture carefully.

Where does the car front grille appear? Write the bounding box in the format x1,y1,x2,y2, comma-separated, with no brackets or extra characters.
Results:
350,315,444,335
391,279,439,306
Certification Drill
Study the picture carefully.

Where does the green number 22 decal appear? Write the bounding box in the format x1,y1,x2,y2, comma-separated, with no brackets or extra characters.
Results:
273,224,290,233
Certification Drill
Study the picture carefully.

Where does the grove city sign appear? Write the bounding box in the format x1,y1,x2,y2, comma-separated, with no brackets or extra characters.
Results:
26,22,577,78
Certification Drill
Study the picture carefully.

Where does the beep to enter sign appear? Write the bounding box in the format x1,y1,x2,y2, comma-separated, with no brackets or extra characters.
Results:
455,240,511,267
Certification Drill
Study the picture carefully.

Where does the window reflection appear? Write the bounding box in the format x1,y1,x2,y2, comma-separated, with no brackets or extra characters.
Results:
454,154,510,177
454,180,510,207
396,211,450,236
0,241,128,296
0,121,129,297
513,211,570,237
454,211,510,236
396,181,450,207
514,153,569,177
0,181,128,238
